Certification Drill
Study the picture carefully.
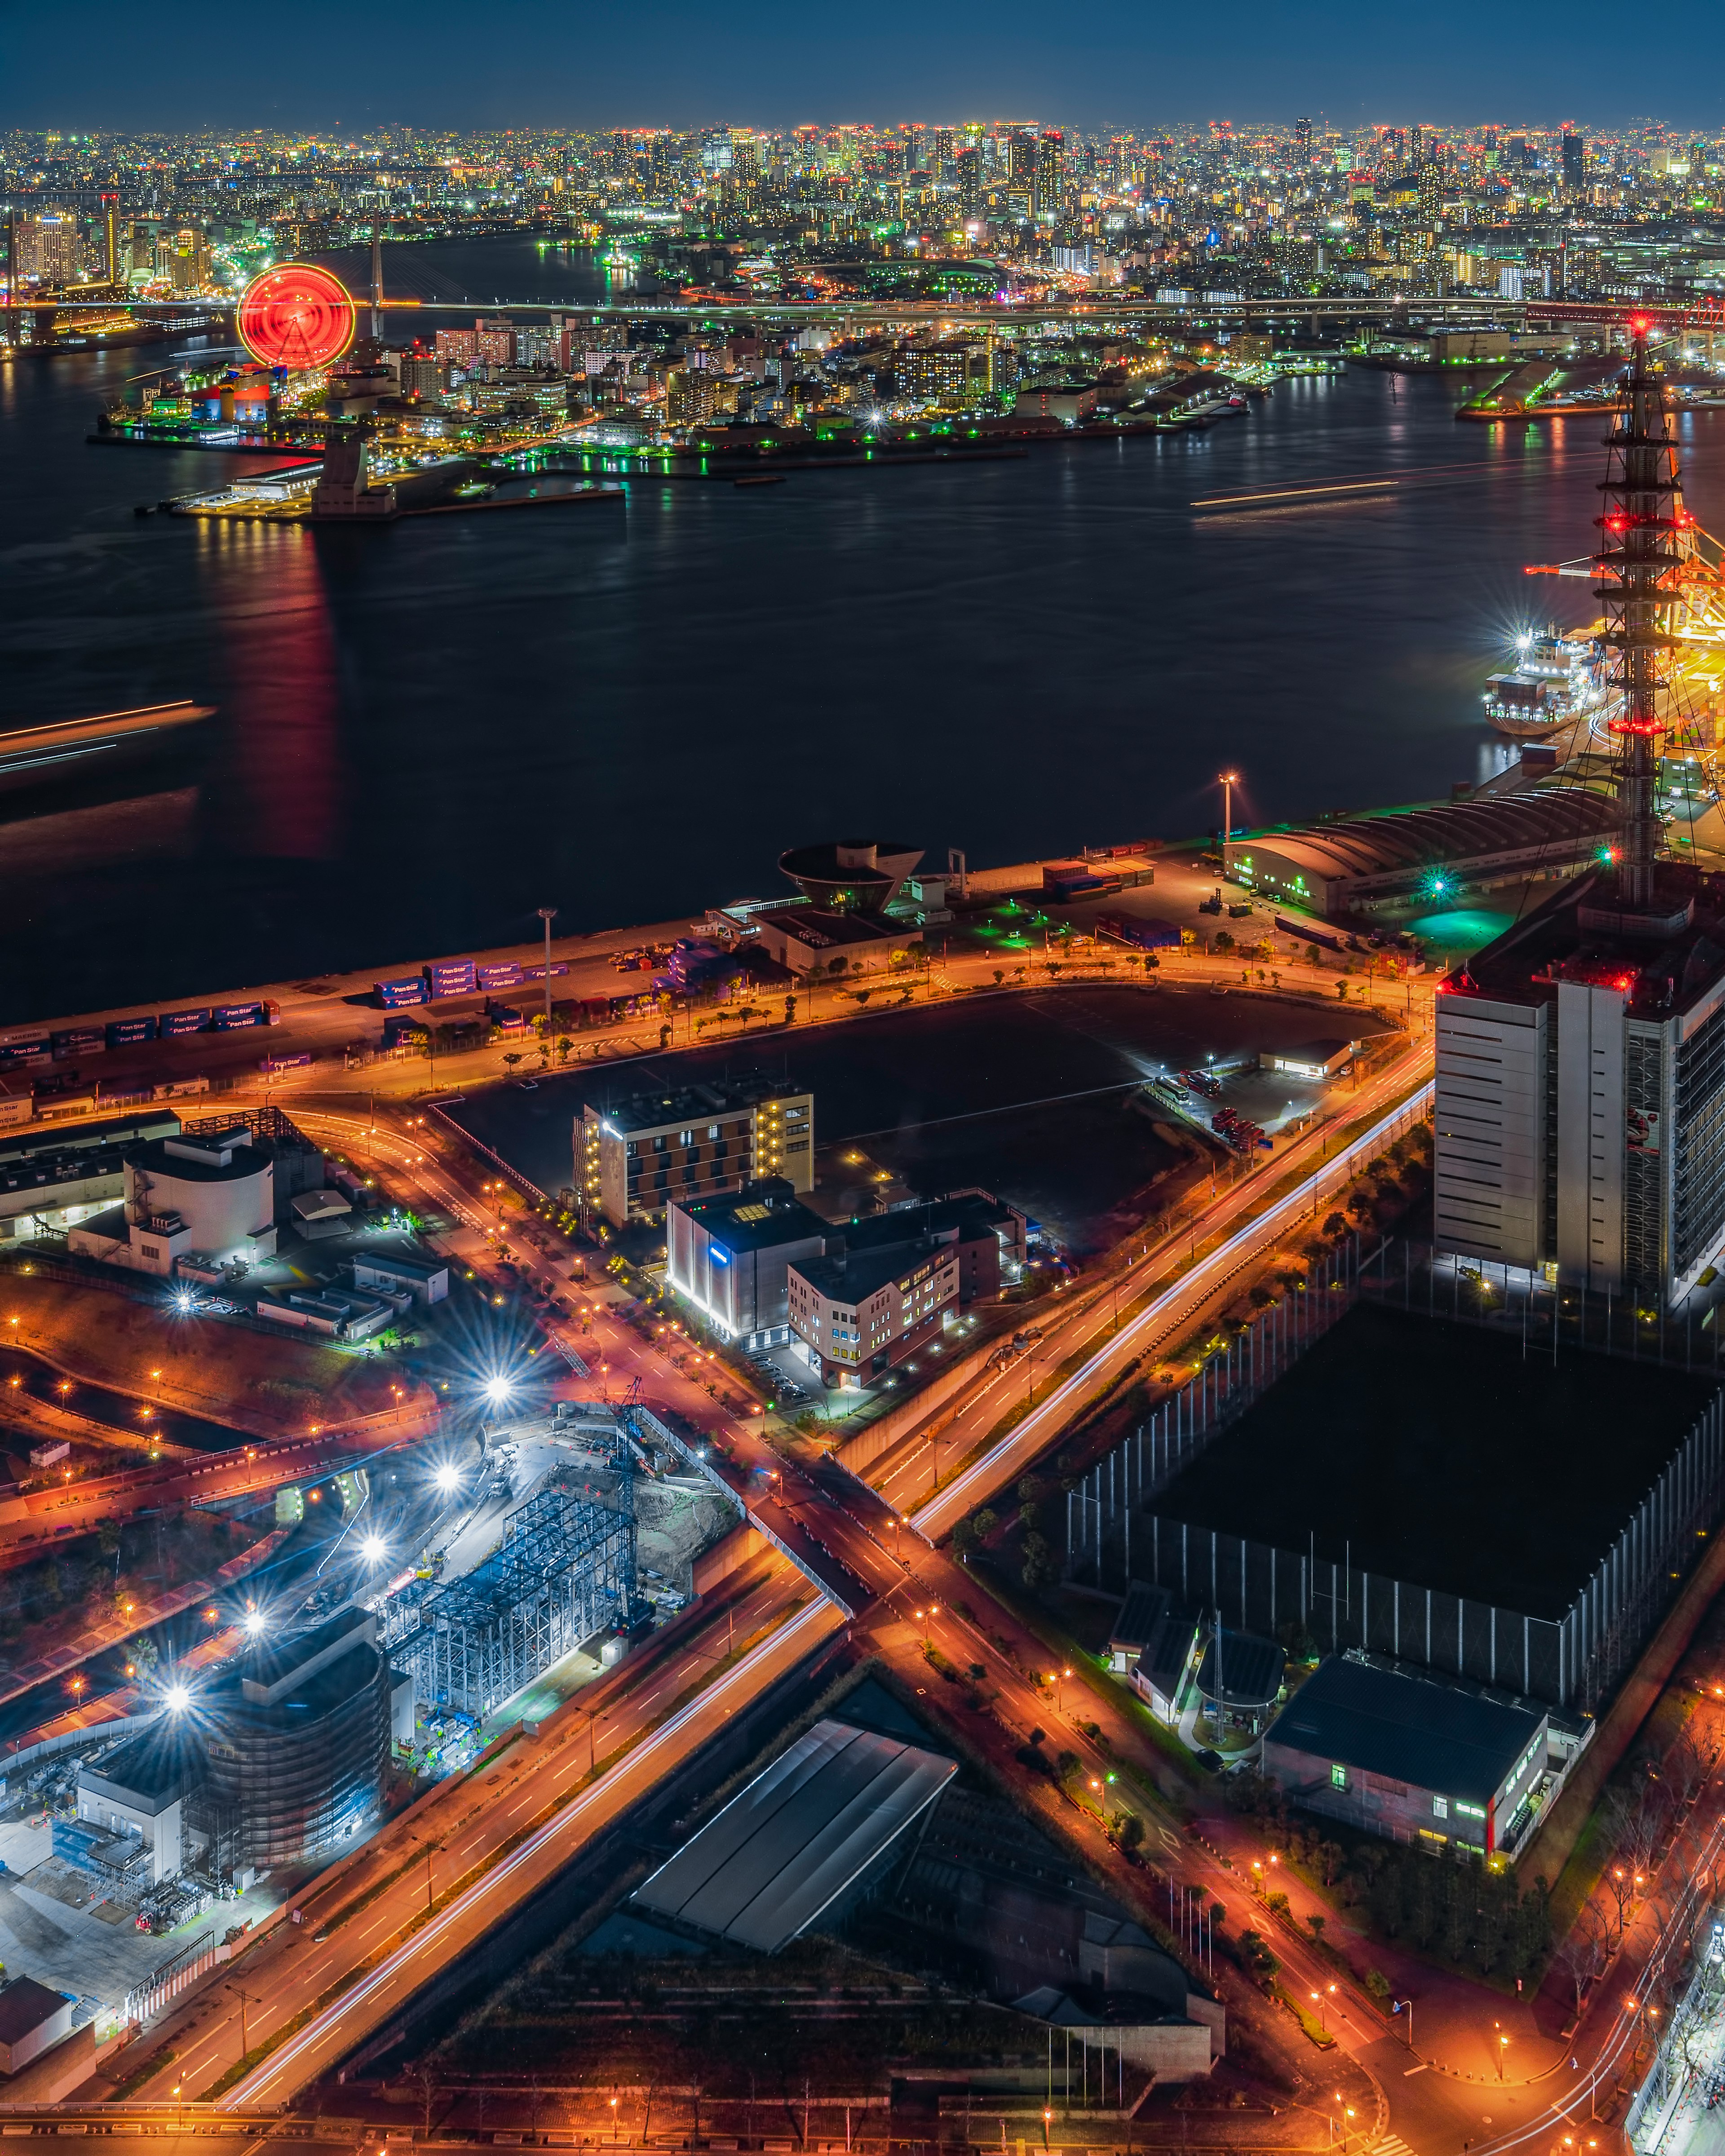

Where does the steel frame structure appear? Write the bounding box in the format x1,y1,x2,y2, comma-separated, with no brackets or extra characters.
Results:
385,1482,636,1721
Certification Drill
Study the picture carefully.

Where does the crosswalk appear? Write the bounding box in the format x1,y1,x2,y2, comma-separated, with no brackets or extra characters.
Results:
1374,2134,1419,2156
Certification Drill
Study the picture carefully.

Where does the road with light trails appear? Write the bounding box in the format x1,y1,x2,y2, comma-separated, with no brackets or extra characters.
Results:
117,1568,830,2108
0,1405,437,1563
904,1064,1433,1541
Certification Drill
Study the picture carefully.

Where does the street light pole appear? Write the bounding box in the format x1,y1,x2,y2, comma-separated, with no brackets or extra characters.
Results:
538,906,558,1029
1217,770,1240,881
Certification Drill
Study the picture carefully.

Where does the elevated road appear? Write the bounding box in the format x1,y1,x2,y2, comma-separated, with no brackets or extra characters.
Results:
0,1402,437,1564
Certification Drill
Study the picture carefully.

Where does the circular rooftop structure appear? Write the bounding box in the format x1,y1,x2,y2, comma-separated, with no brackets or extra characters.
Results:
778,839,924,916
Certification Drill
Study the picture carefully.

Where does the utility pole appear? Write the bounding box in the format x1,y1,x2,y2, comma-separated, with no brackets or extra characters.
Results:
1217,769,1239,880
539,906,558,1028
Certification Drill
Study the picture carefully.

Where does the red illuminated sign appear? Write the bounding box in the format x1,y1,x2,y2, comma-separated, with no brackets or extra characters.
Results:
236,263,357,371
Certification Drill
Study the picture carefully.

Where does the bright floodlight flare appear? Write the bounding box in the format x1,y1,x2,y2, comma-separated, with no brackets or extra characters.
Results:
482,1375,514,1405
360,1532,386,1563
165,1683,191,1711
243,1608,266,1635
434,1462,460,1492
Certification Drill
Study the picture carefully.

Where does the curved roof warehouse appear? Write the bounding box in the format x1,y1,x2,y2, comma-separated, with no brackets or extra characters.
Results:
1230,786,1620,922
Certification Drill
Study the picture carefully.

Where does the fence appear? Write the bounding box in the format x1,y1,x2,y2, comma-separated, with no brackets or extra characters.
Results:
1361,1239,1725,1371
1064,1230,1725,1711
1064,1234,1366,1589
124,1927,217,2027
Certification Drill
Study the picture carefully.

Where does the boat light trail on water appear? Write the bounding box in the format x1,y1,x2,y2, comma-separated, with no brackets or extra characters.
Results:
1194,456,1522,509
1193,479,1399,507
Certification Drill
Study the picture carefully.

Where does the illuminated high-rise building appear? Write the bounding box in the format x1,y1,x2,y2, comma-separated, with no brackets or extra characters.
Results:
1295,117,1312,158
1035,131,1064,218
1417,159,1442,225
1561,132,1587,191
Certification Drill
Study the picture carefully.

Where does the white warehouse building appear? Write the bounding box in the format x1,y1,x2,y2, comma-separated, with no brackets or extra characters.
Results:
69,1123,278,1277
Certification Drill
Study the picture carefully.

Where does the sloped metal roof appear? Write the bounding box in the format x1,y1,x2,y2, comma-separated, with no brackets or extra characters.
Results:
633,1716,957,1953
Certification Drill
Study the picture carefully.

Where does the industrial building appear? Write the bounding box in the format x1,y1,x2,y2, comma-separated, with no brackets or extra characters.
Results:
383,1476,637,1722
1229,787,1619,922
632,1717,957,1953
1263,1654,1550,1860
73,1606,396,1882
1434,865,1725,1304
751,908,920,976
69,1121,279,1275
0,1106,182,1242
578,1078,813,1227
1074,1299,1725,1715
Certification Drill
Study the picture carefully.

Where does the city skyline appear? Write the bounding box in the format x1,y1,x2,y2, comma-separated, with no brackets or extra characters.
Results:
6,0,1725,132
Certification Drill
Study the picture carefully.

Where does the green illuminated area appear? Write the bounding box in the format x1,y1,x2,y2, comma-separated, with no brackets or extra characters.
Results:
1405,907,1517,951
969,897,1048,952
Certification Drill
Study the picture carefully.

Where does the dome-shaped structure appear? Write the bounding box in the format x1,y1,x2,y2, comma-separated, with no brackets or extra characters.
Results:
778,839,923,916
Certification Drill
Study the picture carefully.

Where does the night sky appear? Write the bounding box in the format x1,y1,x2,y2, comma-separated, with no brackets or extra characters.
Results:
4,0,1724,132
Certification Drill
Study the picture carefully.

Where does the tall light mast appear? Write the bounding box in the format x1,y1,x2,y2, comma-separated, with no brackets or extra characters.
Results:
1598,316,1681,913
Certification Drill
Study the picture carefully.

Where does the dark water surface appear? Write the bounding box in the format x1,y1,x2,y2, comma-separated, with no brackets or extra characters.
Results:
1,239,1714,1024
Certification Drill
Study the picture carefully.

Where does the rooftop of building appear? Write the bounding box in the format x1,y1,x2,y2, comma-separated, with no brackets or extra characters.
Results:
78,1722,207,1811
676,1177,829,1251
1441,863,1725,1020
221,1605,380,1717
0,1108,181,1171
128,1127,274,1183
632,1716,957,1954
1266,1654,1545,1804
0,1977,71,2047
1149,1301,1718,1620
586,1075,808,1136
1238,784,1619,882
792,1233,951,1306
1196,1627,1286,1710
753,907,900,950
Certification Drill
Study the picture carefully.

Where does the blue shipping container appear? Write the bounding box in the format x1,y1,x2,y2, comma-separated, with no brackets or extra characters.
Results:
159,1010,211,1036
521,962,569,981
212,1004,264,1030
51,1029,106,1059
260,1052,312,1073
425,961,478,997
376,976,428,1008
107,1017,158,1047
476,963,523,991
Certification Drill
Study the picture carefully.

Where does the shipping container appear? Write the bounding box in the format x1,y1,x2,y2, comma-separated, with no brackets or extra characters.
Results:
260,1052,312,1074
1274,915,1345,953
521,962,569,982
475,962,524,992
425,961,478,998
486,1003,525,1031
160,1008,212,1037
106,1017,158,1047
50,1028,106,1059
212,1003,266,1030
0,1038,49,1065
375,976,428,1009
263,999,281,1025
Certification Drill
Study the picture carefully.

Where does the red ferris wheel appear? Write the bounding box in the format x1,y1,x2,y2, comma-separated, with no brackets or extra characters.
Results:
236,263,357,371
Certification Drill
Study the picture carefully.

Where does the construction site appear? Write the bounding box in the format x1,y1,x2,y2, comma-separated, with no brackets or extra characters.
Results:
383,1402,738,1763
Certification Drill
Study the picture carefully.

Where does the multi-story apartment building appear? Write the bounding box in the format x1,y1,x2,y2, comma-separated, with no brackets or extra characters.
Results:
577,1080,812,1227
